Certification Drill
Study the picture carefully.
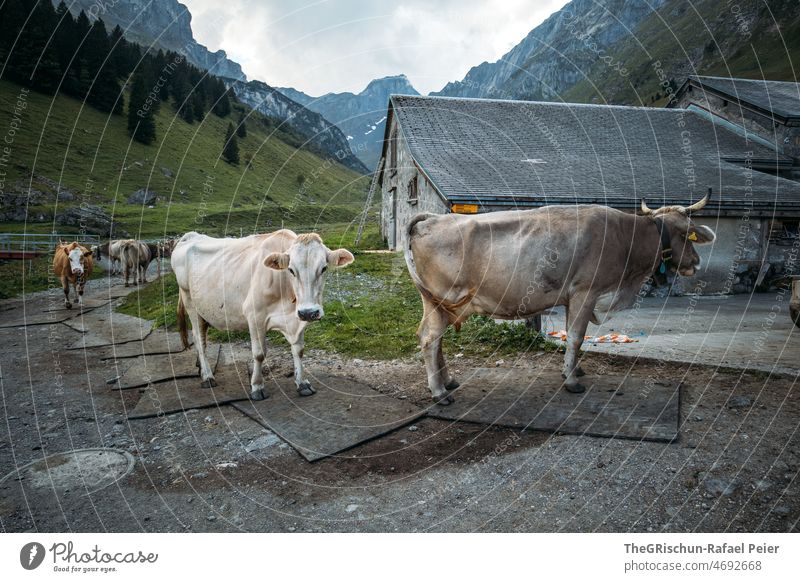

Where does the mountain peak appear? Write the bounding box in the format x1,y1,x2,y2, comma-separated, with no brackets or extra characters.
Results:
362,75,419,97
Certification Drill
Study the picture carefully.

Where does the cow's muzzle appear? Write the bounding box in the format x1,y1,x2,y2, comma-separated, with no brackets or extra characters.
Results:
297,308,322,322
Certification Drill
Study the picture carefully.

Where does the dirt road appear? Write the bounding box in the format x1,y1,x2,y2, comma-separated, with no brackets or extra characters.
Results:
0,279,798,532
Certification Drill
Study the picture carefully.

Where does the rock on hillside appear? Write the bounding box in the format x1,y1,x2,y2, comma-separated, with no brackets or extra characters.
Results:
228,79,368,173
278,75,420,170
54,0,246,80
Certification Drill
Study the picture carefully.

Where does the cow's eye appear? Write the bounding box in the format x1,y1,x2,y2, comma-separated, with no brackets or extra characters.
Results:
288,268,296,277
321,266,328,274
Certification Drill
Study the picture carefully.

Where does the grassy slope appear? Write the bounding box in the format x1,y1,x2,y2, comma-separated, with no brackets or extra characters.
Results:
563,0,800,105
117,251,555,360
0,79,370,238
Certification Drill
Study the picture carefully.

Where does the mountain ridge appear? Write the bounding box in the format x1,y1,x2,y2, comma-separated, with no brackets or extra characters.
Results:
432,0,667,101
277,74,420,169
53,0,368,172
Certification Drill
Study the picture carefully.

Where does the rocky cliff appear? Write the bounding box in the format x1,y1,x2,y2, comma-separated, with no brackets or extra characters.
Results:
54,0,246,80
278,75,420,170
228,79,368,173
433,0,666,101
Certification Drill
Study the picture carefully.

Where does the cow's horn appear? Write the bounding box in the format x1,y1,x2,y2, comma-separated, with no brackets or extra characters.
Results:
640,199,653,215
686,188,711,213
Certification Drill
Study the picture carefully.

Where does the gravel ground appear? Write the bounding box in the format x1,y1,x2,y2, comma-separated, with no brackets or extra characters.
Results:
0,279,798,533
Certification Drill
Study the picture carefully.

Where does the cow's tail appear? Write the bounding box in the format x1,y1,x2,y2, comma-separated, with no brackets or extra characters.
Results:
403,213,433,293
177,293,190,349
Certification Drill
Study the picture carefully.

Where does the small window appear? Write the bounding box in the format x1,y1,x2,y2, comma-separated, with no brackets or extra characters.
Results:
388,126,398,177
407,175,418,205
769,220,799,246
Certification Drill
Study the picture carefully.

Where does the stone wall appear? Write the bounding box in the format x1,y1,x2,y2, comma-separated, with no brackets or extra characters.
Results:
380,122,448,250
675,87,800,165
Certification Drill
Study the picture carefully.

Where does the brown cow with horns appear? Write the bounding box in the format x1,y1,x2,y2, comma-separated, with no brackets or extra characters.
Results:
404,192,716,404
53,242,94,309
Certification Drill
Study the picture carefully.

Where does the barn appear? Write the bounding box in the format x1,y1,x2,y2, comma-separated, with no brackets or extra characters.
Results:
671,75,800,170
377,93,800,294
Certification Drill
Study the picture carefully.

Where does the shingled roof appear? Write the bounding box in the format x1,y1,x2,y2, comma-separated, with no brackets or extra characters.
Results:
383,95,800,216
684,76,800,121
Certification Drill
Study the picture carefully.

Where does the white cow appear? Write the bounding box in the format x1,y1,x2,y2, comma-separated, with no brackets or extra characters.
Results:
172,230,354,399
94,239,130,275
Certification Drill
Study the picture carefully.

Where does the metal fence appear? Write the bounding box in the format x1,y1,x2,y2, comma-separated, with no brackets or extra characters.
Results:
0,233,101,259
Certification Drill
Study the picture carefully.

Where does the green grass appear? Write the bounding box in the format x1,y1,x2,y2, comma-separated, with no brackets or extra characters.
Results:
0,255,104,300
0,79,371,238
117,251,556,360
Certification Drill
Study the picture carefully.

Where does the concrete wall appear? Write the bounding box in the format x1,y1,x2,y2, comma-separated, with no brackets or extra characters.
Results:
380,120,448,250
679,216,799,294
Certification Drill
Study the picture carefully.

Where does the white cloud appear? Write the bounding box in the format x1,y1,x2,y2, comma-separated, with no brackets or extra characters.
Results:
182,0,566,95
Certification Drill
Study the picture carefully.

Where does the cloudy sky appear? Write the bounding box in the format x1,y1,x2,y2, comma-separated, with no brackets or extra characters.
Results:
180,0,566,96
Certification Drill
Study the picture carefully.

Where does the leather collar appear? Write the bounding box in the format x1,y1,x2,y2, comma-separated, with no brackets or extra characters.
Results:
652,217,674,282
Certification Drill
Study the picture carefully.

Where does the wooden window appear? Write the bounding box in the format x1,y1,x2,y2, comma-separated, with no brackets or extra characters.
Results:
407,175,418,205
388,126,398,177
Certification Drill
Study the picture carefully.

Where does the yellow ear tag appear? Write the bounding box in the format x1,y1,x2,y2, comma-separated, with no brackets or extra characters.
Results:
688,231,698,241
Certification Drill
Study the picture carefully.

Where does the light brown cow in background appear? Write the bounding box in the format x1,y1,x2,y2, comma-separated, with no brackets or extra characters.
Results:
405,194,715,404
120,240,152,286
93,239,131,275
53,242,94,309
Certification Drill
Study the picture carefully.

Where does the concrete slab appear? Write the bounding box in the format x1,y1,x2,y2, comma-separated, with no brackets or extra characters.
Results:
93,332,191,360
43,298,111,313
66,312,153,349
0,309,80,328
542,294,800,376
233,372,425,461
426,368,681,442
113,344,221,390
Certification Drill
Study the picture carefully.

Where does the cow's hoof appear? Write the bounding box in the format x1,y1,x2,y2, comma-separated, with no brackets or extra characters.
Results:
433,393,455,406
200,378,217,389
65,302,72,310
297,381,316,397
250,387,269,401
445,380,460,390
565,382,586,394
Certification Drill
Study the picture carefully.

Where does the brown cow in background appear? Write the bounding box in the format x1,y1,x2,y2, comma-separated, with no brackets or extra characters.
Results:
53,242,94,309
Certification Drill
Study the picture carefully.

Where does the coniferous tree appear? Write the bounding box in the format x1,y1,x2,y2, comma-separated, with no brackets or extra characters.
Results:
222,123,239,165
54,2,79,80
128,68,156,144
71,11,93,99
108,25,137,79
212,82,231,117
236,111,247,138
172,71,194,123
191,91,206,122
84,19,123,113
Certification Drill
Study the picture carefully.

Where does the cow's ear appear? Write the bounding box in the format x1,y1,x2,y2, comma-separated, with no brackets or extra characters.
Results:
83,249,93,257
264,252,289,270
328,248,354,268
63,247,70,255
688,224,715,244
